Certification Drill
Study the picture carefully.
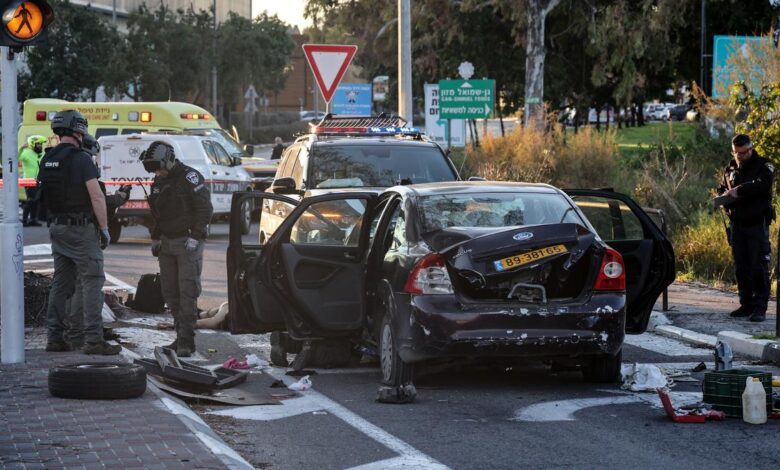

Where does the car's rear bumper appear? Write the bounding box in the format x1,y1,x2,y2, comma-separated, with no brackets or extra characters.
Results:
394,293,625,363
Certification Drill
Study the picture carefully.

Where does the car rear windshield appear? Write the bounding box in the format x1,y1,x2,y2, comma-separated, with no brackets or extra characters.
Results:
418,191,584,232
309,145,456,189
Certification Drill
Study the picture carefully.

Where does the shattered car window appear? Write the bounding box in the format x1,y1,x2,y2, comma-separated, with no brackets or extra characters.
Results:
418,192,584,232
310,145,455,188
291,198,367,246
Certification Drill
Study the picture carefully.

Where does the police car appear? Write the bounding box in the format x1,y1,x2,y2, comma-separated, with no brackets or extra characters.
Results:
99,134,253,242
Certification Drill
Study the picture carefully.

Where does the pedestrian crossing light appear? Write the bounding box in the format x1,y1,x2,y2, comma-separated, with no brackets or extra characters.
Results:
0,0,53,48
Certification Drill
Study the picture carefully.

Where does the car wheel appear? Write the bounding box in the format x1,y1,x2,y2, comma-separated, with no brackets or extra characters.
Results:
108,219,122,244
48,363,146,400
380,314,413,386
582,349,622,383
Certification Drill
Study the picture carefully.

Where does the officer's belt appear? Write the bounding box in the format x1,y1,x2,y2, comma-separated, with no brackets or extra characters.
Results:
161,230,191,239
48,214,94,226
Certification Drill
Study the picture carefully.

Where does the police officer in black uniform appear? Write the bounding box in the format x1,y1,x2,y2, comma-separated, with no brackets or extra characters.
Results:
38,110,120,354
141,141,213,357
64,133,132,348
718,134,775,322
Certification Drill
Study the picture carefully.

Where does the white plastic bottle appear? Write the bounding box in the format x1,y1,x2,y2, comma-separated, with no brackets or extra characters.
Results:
742,376,767,424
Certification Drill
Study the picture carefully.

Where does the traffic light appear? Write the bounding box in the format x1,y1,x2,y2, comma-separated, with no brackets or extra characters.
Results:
0,0,53,49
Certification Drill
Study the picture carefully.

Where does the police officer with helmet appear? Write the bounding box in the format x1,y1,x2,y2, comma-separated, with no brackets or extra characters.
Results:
38,110,120,355
718,133,775,323
141,141,213,357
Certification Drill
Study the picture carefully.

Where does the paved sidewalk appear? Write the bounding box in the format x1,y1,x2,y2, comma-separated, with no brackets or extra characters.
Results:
0,349,227,470
654,281,780,361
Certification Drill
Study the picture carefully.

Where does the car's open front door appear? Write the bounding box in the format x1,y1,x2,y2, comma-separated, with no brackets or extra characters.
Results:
263,193,377,340
565,189,675,333
227,191,298,333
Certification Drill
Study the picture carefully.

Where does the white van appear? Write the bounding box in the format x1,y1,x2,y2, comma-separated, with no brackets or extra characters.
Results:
99,134,253,242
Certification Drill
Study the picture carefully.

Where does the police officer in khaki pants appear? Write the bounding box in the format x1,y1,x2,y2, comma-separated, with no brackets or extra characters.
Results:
38,110,119,355
141,141,213,357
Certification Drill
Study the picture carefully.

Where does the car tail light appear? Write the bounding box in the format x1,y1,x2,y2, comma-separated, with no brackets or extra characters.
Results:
594,248,625,291
36,111,46,121
403,253,454,295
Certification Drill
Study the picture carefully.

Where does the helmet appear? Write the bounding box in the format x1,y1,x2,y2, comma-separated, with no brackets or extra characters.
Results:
27,135,46,147
51,110,88,137
81,133,100,156
140,141,176,173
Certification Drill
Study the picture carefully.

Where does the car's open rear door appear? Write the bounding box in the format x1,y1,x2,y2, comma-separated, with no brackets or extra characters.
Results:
565,189,675,333
262,193,377,340
227,191,298,333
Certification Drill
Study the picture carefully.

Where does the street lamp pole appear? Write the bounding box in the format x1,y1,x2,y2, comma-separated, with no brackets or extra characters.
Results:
398,0,412,125
700,0,706,94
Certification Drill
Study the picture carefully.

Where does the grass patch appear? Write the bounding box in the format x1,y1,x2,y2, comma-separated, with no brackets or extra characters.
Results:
753,332,778,340
616,122,697,159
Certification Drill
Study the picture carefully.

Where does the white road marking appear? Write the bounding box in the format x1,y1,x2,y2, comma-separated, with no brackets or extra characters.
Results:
210,395,325,421
23,258,51,264
104,272,136,293
624,332,711,356
512,391,703,422
211,368,448,469
23,244,51,256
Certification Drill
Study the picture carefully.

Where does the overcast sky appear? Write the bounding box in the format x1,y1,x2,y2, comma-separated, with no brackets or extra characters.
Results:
253,0,310,30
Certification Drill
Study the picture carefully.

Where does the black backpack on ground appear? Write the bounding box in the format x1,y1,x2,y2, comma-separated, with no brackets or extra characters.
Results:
129,273,165,313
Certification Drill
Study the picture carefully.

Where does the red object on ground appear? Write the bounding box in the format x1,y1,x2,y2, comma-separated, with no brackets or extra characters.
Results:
222,357,250,370
657,389,725,423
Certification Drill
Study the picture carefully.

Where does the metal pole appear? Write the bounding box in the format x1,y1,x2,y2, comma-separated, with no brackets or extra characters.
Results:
212,0,218,117
1,47,24,364
398,0,413,125
700,0,706,94
112,0,116,25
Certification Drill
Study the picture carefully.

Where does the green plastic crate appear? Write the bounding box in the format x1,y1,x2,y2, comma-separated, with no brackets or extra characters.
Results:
703,369,772,418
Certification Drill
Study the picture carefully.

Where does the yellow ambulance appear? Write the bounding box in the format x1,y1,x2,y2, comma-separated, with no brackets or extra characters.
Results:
18,98,252,159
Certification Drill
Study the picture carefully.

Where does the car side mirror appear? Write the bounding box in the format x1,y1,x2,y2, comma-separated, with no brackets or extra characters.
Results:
244,144,254,156
272,176,297,194
468,176,487,181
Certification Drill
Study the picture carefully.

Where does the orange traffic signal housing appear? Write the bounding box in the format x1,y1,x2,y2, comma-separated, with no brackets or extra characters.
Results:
0,0,53,48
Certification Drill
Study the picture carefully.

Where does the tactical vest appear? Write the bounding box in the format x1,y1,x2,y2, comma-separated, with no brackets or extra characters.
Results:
38,144,93,215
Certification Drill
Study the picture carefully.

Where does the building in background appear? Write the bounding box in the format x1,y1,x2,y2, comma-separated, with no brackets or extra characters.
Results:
72,0,251,30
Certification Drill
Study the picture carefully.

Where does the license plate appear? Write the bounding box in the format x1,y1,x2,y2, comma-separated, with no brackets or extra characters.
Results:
124,200,149,209
493,244,568,272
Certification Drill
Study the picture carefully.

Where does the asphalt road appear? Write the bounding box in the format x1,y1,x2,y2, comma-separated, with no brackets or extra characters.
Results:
20,222,780,470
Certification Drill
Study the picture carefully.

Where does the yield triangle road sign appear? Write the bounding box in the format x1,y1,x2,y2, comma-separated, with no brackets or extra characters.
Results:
302,44,358,103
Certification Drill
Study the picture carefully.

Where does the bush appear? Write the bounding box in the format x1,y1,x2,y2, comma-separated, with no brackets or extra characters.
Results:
463,124,618,188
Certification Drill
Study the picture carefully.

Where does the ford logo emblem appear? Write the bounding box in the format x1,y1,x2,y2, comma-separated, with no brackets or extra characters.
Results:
513,232,533,241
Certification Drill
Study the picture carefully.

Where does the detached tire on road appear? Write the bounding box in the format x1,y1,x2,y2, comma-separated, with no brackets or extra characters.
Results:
48,363,146,400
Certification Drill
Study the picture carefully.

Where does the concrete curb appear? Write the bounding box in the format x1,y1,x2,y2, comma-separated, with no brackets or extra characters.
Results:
654,325,718,348
654,325,780,363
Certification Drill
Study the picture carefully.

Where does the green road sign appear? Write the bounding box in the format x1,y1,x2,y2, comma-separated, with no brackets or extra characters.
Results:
438,79,495,119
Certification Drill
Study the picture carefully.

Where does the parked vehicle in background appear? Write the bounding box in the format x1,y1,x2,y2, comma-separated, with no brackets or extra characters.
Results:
668,105,691,121
99,134,253,242
258,115,460,244
18,99,253,159
299,110,327,122
227,182,675,386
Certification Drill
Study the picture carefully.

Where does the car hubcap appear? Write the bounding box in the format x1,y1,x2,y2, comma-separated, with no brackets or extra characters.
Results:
381,322,393,382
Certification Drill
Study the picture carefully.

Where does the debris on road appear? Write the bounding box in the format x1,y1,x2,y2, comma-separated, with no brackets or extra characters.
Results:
657,389,725,423
24,271,52,327
246,354,268,368
49,362,147,400
288,375,312,391
621,363,670,391
692,362,707,372
376,384,417,404
714,341,733,371
223,357,251,370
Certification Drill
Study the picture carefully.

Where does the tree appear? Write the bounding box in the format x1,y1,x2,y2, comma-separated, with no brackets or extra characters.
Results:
19,0,125,100
217,12,295,122
521,0,561,128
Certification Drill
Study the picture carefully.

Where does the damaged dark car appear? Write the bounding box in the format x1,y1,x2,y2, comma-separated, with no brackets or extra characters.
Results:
227,182,674,385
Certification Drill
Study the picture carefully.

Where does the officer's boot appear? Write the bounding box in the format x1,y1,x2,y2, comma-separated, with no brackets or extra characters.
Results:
164,317,180,350
177,336,196,358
